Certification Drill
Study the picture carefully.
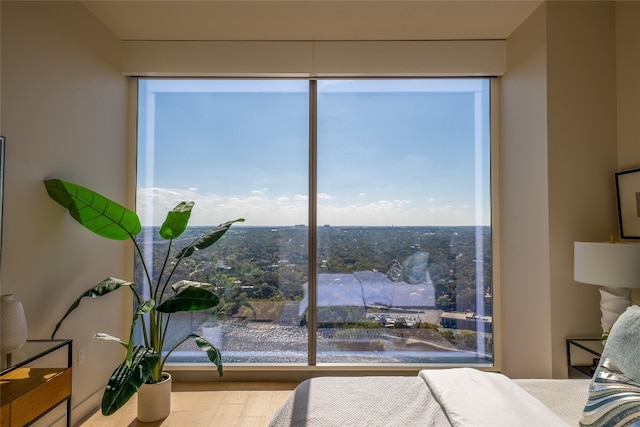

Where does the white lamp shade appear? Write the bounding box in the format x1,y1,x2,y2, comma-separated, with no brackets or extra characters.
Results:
574,242,640,288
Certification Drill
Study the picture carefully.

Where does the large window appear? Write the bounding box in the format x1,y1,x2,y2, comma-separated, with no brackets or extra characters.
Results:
136,78,493,368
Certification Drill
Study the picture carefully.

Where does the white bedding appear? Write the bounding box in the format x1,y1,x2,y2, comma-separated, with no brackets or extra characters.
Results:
268,371,590,427
419,368,569,426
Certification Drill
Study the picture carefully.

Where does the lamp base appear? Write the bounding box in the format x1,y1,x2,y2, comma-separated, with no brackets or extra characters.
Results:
599,286,632,333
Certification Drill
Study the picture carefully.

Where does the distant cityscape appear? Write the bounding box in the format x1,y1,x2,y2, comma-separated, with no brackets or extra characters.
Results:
135,225,494,365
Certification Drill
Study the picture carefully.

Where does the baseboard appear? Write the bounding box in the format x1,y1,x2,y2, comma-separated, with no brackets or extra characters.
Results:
71,388,103,426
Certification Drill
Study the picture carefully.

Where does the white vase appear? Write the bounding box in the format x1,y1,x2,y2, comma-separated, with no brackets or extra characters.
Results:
1,294,28,355
137,372,172,422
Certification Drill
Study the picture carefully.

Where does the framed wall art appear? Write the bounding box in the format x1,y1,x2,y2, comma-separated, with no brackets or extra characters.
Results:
615,167,640,239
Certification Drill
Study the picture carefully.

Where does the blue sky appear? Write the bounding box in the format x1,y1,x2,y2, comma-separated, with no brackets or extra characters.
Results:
137,79,490,227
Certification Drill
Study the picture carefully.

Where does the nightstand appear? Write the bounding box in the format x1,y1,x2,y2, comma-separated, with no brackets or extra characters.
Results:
1,340,72,427
566,338,603,379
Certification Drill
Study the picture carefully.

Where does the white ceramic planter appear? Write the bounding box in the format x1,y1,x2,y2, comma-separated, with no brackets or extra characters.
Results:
1,294,28,355
137,372,172,422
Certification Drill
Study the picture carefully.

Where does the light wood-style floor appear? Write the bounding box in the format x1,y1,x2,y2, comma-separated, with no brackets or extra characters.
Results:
80,382,298,427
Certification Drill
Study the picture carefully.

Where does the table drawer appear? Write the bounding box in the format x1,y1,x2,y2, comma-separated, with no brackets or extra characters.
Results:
1,403,9,427
10,368,71,427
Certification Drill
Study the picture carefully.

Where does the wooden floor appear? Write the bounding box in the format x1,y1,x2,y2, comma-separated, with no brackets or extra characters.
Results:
80,382,298,427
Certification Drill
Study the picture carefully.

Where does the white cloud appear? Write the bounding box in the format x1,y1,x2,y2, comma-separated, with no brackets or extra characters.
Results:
136,187,482,227
251,188,270,195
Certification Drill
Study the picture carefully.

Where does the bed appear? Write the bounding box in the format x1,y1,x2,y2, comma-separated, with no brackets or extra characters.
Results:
269,306,640,427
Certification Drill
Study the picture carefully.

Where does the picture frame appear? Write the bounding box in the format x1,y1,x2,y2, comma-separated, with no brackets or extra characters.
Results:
615,167,640,239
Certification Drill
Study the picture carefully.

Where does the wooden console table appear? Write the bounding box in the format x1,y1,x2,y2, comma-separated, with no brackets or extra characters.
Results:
1,340,72,427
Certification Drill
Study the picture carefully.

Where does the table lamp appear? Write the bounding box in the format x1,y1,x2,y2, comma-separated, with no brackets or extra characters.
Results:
574,241,640,336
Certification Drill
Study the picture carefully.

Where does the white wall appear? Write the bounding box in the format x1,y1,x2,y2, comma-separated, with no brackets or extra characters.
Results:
501,1,637,379
0,2,3,130
500,3,555,378
616,2,640,173
616,1,640,303
546,1,618,379
1,1,129,423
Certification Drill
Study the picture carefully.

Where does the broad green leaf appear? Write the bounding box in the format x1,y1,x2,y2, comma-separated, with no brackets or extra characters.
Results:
176,218,245,258
101,346,159,416
190,334,223,377
52,277,134,339
156,284,219,313
159,201,193,240
93,333,127,347
136,299,155,315
44,179,141,240
170,280,213,293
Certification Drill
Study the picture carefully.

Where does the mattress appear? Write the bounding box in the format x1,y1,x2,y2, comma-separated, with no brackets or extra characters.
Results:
268,374,591,427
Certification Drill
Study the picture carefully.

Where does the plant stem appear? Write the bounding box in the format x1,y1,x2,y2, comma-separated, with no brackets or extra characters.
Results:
129,286,151,348
159,249,185,300
159,334,192,371
154,239,173,302
159,313,171,355
132,237,154,348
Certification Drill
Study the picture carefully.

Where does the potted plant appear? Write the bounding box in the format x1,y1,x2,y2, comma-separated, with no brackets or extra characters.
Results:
45,179,244,421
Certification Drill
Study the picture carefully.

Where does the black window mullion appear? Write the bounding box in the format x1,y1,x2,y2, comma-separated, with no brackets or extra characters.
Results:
307,79,318,366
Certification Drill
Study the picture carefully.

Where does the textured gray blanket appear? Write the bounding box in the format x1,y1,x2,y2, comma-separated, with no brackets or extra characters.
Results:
268,374,590,427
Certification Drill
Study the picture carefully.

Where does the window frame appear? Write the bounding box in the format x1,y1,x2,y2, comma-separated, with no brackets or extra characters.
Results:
129,77,501,381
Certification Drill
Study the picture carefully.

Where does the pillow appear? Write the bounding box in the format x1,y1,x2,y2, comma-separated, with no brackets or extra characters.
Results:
598,305,640,384
580,358,640,426
580,305,640,426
